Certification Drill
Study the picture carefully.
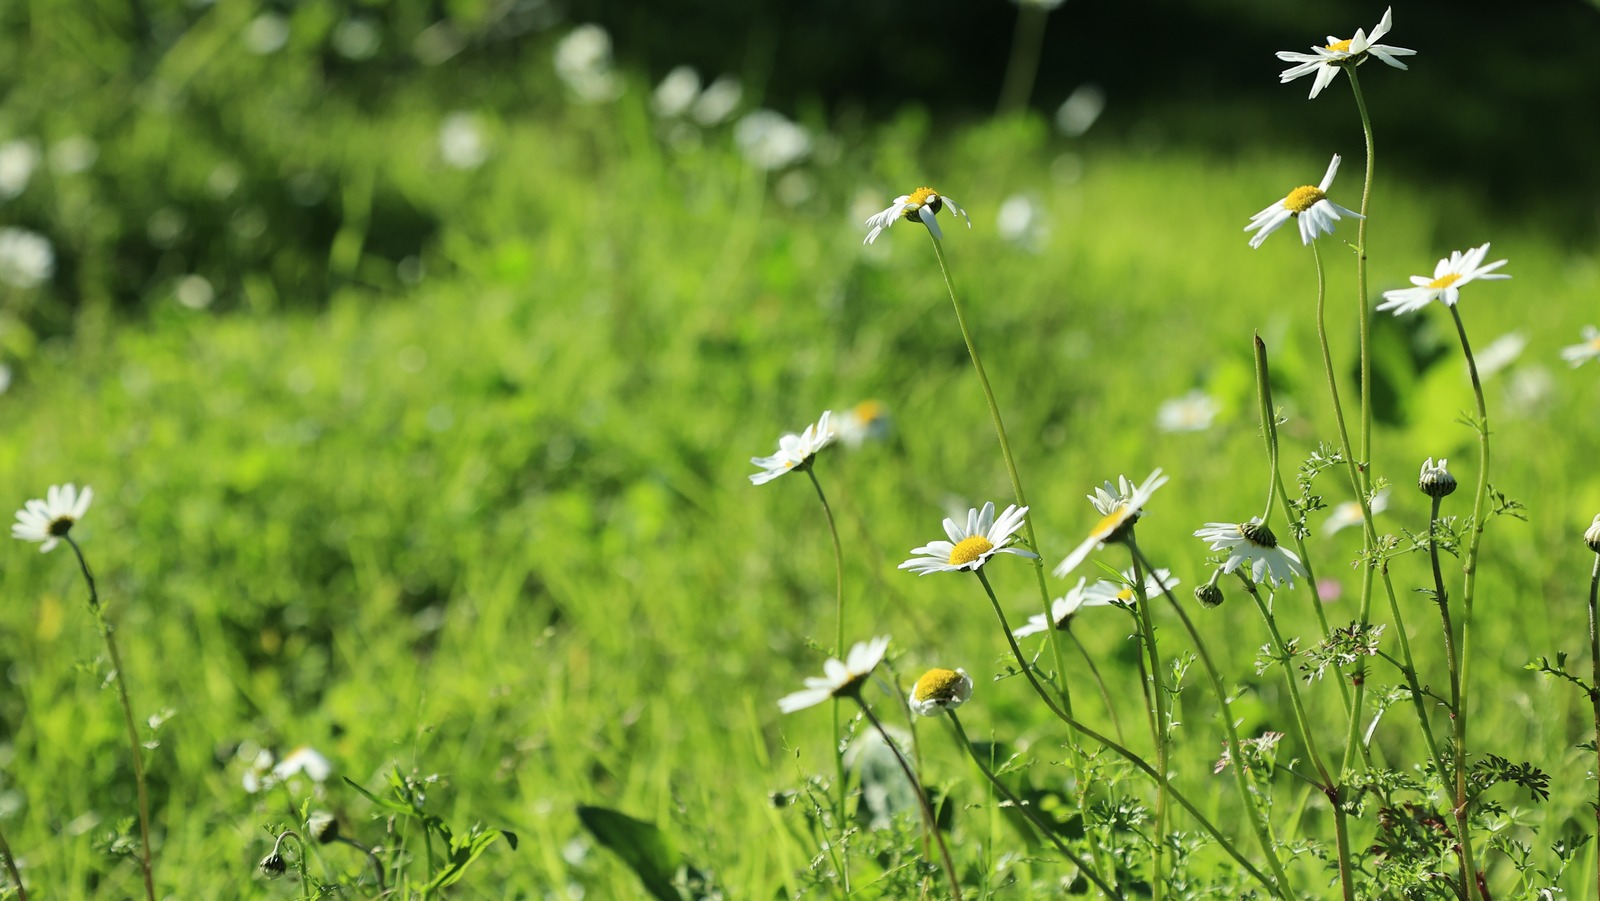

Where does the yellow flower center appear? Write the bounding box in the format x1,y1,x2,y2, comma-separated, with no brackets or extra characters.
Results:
1589,336,1600,351
913,668,964,703
853,399,885,424
1284,185,1327,214
1116,587,1137,603
1325,38,1354,53
903,186,944,220
1427,273,1463,290
1090,504,1134,541
948,535,994,566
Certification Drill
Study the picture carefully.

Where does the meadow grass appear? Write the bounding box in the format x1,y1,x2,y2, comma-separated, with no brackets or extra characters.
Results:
3,40,1600,897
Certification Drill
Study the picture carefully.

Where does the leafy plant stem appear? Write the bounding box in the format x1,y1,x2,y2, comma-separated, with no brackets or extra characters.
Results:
1126,546,1169,901
853,699,963,901
805,463,852,870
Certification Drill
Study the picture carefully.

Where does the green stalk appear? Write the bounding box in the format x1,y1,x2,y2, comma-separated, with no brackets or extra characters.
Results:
853,700,963,900
1128,542,1295,894
1127,548,1169,901
0,823,25,900
1447,304,1491,901
1348,68,1375,494
68,536,157,901
972,568,1284,897
996,1,1049,116
1427,490,1472,895
804,463,852,878
1587,556,1600,901
945,712,1121,897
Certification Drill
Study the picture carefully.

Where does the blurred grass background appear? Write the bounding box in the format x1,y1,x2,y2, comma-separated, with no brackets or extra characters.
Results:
2,0,1599,896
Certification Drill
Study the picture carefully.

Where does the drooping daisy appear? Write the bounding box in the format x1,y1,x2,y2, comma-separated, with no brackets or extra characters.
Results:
1276,7,1416,100
1376,243,1510,316
1082,567,1180,606
777,636,891,713
1245,155,1363,249
863,187,971,244
12,483,94,553
908,667,974,716
1194,518,1306,589
1053,469,1168,578
749,411,835,485
1155,390,1219,433
1560,325,1600,368
1013,578,1112,637
1322,488,1390,536
900,501,1037,575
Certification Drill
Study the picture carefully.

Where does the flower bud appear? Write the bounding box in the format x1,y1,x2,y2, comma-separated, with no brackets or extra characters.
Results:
1194,583,1225,608
1418,458,1457,499
307,810,340,844
1585,514,1600,554
259,852,287,879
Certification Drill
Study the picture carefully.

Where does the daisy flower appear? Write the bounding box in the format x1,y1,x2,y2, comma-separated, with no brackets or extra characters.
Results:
1013,578,1113,637
242,745,333,793
899,501,1037,576
777,636,890,713
12,483,94,552
908,667,973,716
834,399,891,448
863,187,971,244
1195,518,1306,589
1560,325,1600,368
1053,469,1168,578
1276,7,1416,100
1376,243,1509,316
1245,155,1363,249
749,411,835,485
1323,487,1389,536
1082,567,1180,606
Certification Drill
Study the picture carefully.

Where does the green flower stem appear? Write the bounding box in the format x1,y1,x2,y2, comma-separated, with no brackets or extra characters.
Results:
1068,629,1127,745
335,836,388,894
853,699,963,901
1126,549,1169,901
0,825,25,900
1447,303,1491,901
945,711,1121,897
1348,68,1376,491
972,568,1284,898
803,463,852,865
67,536,157,901
929,234,1072,718
1588,556,1600,900
1428,494,1472,896
1127,541,1295,895
272,830,312,900
996,1,1048,116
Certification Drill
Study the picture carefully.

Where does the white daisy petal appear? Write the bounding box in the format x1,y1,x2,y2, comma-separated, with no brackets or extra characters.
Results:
901,501,1035,576
778,636,891,714
749,411,835,485
1277,7,1415,100
12,482,94,553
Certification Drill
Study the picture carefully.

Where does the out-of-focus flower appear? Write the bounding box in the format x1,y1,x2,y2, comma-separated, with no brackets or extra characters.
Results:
1276,7,1415,100
1376,243,1509,315
0,140,40,199
1156,390,1218,433
1323,488,1388,536
690,76,742,126
651,66,700,118
12,483,93,553
245,13,290,54
1055,84,1105,137
1562,325,1600,368
1082,567,1180,606
554,24,622,103
864,188,970,244
996,194,1049,250
333,18,382,60
438,113,488,170
1475,331,1526,380
175,274,216,310
0,228,55,289
49,136,98,174
778,636,890,713
733,110,811,171
1245,155,1362,249
835,400,891,448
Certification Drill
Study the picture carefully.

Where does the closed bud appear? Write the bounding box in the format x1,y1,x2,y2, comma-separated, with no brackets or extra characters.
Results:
307,810,340,844
259,852,287,879
1418,458,1457,499
1585,514,1600,554
1194,583,1225,608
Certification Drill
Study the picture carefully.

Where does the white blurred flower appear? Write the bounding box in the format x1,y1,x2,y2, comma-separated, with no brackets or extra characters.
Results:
0,363,11,395
1014,578,1102,637
554,24,622,103
333,18,382,60
1054,470,1168,578
900,502,1037,576
749,411,835,485
733,110,811,171
0,228,55,289
0,140,40,199
1082,567,1180,606
908,668,973,716
1277,7,1415,100
864,187,970,244
245,13,290,54
774,170,815,207
1562,325,1600,368
1323,488,1388,536
1055,84,1105,137
690,76,743,126
996,194,1049,250
12,483,93,553
243,745,332,793
1195,518,1305,589
175,274,215,310
1376,243,1510,315
778,636,890,713
1475,331,1526,380
438,113,488,170
1245,155,1362,249
1505,366,1554,415
1156,390,1218,433
834,400,890,448
651,66,700,118
49,136,98,174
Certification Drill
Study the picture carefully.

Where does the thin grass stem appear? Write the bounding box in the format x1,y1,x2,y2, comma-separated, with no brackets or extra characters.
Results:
853,700,963,901
804,464,853,873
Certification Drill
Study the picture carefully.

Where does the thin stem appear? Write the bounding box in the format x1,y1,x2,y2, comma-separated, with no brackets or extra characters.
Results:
1127,541,1295,895
1348,68,1375,492
805,464,852,871
1127,549,1168,901
929,234,1071,717
972,568,1284,897
996,2,1048,116
1429,494,1471,894
272,831,312,900
854,700,963,901
1588,556,1600,901
945,712,1121,897
1448,303,1490,901
1068,629,1127,745
68,536,156,901
0,824,26,900
335,836,388,894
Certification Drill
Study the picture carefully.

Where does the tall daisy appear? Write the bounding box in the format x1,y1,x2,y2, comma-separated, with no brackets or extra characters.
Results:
1195,518,1306,589
900,501,1036,575
1245,155,1363,249
12,483,94,553
1376,243,1510,316
777,636,890,713
1054,469,1168,578
864,187,971,244
1276,7,1416,100
748,411,835,485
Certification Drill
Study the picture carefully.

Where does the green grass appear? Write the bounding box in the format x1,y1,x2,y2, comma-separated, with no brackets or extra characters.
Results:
4,45,1600,899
